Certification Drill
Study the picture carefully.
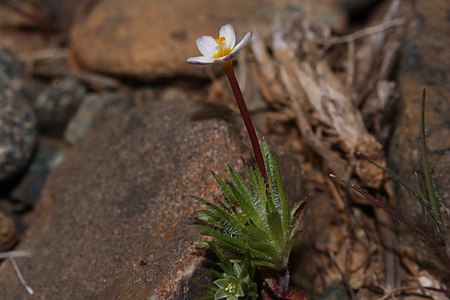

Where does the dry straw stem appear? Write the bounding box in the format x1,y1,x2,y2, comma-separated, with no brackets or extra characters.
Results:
246,0,411,293
251,0,406,189
19,48,120,90
375,285,424,300
0,250,30,259
0,250,33,295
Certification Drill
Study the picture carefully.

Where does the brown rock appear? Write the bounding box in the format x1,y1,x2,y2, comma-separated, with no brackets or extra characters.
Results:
389,0,450,273
70,0,347,79
0,99,246,299
70,0,272,79
0,2,70,55
33,0,95,30
0,210,18,251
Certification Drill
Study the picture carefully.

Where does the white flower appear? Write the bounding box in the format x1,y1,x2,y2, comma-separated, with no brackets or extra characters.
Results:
187,24,252,66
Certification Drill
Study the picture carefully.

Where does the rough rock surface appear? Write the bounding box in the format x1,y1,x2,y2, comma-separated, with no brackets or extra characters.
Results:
70,0,346,79
0,210,18,251
0,96,36,182
34,77,86,132
10,138,66,206
64,91,132,145
0,99,246,299
389,0,450,271
0,45,36,181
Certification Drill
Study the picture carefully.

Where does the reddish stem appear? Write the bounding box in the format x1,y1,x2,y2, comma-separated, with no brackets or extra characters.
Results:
330,174,450,265
224,66,267,183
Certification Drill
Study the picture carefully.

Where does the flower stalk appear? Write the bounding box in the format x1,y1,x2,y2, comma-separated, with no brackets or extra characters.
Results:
223,65,267,183
187,23,266,182
188,24,304,298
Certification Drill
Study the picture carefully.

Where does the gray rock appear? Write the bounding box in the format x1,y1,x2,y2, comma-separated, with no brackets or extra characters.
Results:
10,138,66,206
0,46,37,181
0,99,246,299
64,92,132,145
0,45,22,83
0,46,30,105
34,77,86,133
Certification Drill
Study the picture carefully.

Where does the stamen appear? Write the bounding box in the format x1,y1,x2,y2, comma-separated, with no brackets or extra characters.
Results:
215,36,225,44
213,36,231,58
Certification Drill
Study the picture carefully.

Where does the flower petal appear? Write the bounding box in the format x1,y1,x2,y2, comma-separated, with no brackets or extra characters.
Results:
219,24,236,49
186,56,215,65
195,36,217,56
212,52,236,63
231,32,252,54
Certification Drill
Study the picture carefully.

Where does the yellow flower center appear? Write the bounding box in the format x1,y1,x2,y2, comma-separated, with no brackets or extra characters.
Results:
213,36,232,58
215,37,225,44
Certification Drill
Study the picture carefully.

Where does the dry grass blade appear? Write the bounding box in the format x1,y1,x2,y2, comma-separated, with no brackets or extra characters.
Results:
10,257,34,295
249,10,395,188
352,0,404,107
0,250,30,259
0,251,33,294
329,174,450,265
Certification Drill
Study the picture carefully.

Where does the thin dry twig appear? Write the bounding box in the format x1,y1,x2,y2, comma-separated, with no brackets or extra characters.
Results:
353,0,404,106
328,250,358,300
10,257,34,295
0,250,30,259
320,18,404,49
376,285,424,300
1,251,33,295
262,15,386,188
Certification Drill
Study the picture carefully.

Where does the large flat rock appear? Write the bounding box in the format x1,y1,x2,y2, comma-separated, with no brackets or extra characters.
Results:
0,99,246,299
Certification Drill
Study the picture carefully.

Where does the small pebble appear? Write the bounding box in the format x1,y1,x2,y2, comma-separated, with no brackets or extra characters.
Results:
0,210,18,251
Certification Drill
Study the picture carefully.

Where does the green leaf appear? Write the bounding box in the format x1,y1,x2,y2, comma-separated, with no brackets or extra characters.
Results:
198,225,246,250
227,165,266,230
209,243,233,273
214,288,228,299
263,142,290,241
212,172,238,205
356,152,427,206
196,142,305,275
247,165,270,225
291,200,305,219
232,262,243,277
207,269,223,279
194,196,246,233
214,278,233,289
420,88,443,231
197,210,221,224
267,211,283,243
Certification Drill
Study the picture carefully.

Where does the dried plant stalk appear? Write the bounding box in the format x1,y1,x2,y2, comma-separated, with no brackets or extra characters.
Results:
249,9,406,188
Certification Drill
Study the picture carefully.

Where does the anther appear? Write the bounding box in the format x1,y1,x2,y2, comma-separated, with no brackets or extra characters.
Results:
215,37,225,44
